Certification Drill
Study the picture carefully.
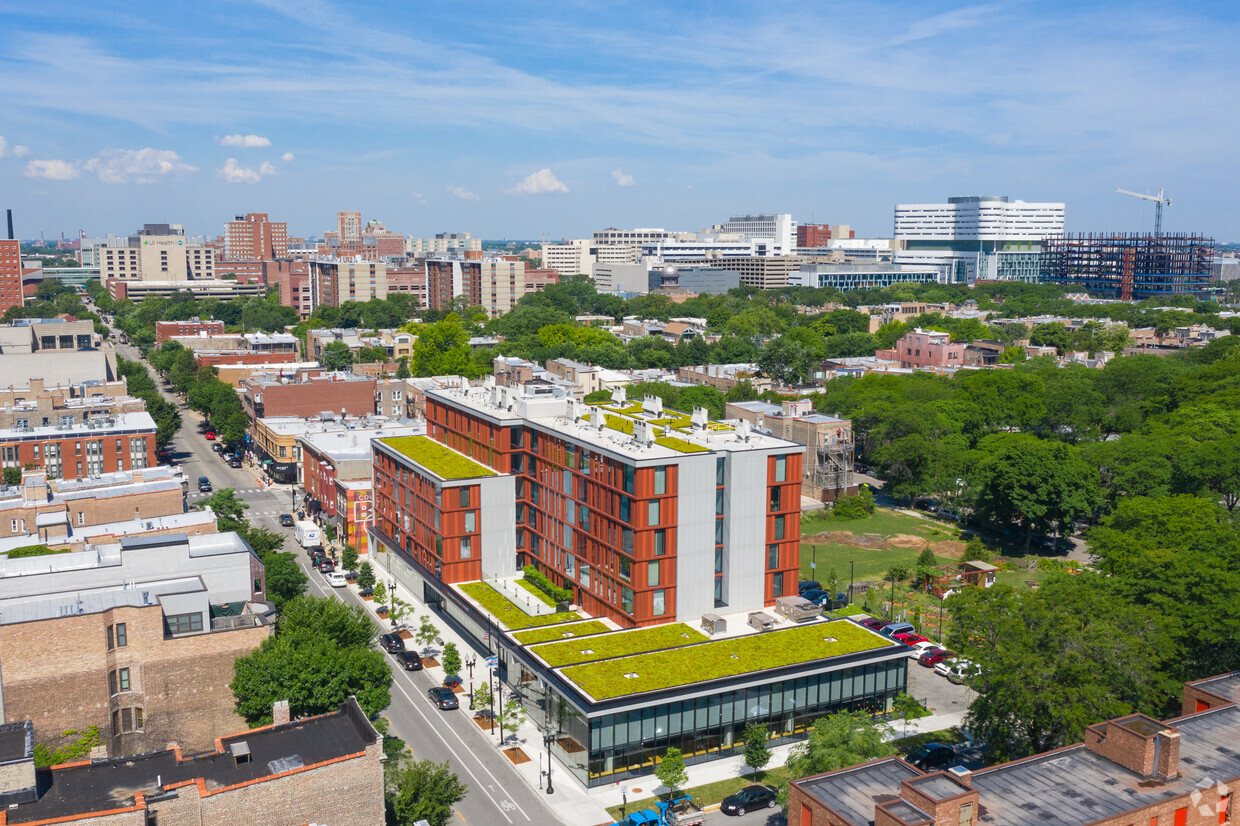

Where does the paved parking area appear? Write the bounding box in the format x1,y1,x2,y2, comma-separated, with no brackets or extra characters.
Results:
908,660,975,719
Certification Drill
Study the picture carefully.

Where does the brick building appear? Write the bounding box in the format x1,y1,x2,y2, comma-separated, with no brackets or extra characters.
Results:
0,411,157,481
788,675,1240,826
425,256,526,318
223,212,289,261
0,377,143,431
241,373,376,422
0,698,385,825
370,382,804,628
876,328,966,370
272,260,312,318
155,318,225,345
0,532,271,755
0,239,26,316
726,400,856,502
796,223,855,248
309,258,387,310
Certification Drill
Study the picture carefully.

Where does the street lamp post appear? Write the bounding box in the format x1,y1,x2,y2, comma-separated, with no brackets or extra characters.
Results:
488,670,495,735
466,656,476,709
543,732,555,794
849,560,855,605
497,681,505,746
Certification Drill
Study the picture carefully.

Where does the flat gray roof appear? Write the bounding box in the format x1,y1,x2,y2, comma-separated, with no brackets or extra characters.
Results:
1192,672,1240,705
796,758,919,826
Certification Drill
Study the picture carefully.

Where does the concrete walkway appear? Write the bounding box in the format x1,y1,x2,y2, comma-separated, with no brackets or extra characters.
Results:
486,575,557,616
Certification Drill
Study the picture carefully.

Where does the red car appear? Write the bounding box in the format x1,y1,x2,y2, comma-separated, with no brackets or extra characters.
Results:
858,618,892,631
204,431,216,440
893,633,930,646
918,648,955,668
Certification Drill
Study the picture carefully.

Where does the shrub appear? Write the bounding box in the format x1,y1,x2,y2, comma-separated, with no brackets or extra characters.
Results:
521,565,573,603
832,487,875,520
7,544,66,559
963,537,992,563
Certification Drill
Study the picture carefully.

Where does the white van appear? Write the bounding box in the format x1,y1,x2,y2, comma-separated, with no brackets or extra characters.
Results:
294,521,322,550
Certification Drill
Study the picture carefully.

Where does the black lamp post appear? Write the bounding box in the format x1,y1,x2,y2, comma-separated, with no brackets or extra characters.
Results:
543,731,555,794
849,560,855,605
497,681,505,746
466,655,477,709
488,670,496,735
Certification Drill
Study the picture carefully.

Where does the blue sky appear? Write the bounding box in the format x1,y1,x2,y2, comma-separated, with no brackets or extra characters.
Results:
1,0,1237,242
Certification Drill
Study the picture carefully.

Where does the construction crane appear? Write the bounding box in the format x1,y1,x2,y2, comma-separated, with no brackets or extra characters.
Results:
1116,187,1171,237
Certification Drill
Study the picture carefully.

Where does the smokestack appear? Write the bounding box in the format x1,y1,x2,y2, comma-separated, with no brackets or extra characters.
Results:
6,210,12,241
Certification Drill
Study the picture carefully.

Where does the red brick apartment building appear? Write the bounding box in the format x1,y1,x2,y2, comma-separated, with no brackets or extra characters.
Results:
240,373,376,421
369,382,803,628
224,212,289,260
0,239,26,316
0,411,157,481
788,672,1240,826
875,328,966,369
0,698,384,825
155,318,225,345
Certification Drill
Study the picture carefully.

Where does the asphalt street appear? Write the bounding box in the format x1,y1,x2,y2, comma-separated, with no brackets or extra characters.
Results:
113,336,559,826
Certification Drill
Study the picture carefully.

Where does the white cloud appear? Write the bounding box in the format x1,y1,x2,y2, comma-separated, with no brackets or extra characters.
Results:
84,148,196,183
448,185,479,201
508,168,569,195
13,145,29,157
0,138,9,157
281,152,294,162
219,134,272,147
25,159,79,180
218,156,271,182
611,168,635,186
259,161,277,175
410,191,428,205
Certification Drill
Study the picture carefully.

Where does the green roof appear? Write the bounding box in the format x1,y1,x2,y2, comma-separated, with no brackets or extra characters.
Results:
560,620,895,700
459,581,581,630
655,436,711,454
380,436,497,480
530,623,709,667
512,620,612,645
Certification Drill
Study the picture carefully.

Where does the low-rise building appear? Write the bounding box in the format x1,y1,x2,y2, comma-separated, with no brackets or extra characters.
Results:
726,400,856,502
0,532,271,755
677,364,772,394
0,698,384,825
789,263,941,291
876,329,965,370
241,373,377,427
0,411,156,481
0,377,143,431
253,413,397,486
155,318,225,344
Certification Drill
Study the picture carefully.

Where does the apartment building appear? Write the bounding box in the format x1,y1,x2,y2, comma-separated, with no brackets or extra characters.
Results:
726,400,856,502
155,318,225,344
273,259,312,318
308,258,388,309
0,238,24,315
223,213,289,260
0,532,270,755
0,698,384,825
369,381,804,628
0,412,156,481
425,257,526,317
676,363,772,394
241,372,377,422
386,265,428,306
876,329,966,369
790,674,1240,826
100,228,215,283
249,409,389,485
407,232,482,255
0,377,142,431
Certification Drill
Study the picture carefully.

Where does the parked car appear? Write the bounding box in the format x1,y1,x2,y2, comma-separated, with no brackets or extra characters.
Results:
800,590,827,603
379,633,405,653
317,559,336,574
204,431,216,440
797,580,822,594
197,476,212,493
279,513,295,527
428,686,459,710
228,457,242,468
880,622,917,638
720,784,778,816
910,641,942,657
858,618,892,631
893,632,930,646
326,571,347,587
810,592,849,610
211,443,224,453
938,658,980,684
919,648,956,668
399,651,423,671
906,742,956,771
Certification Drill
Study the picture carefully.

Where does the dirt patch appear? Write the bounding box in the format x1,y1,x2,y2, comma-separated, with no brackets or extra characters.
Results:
474,715,495,730
421,656,440,668
397,629,414,639
557,736,586,754
887,534,928,549
503,747,531,765
805,531,890,549
930,540,966,559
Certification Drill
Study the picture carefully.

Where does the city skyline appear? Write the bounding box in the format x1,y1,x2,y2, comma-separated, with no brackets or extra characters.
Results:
1,1,1237,241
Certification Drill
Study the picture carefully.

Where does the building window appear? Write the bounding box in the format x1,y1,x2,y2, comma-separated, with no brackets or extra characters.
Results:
464,511,476,533
109,667,131,695
621,586,634,615
165,612,203,635
715,489,724,516
107,623,127,650
653,529,666,556
768,544,779,570
654,466,667,495
652,589,666,616
772,571,785,598
618,555,631,583
774,515,786,541
774,455,787,483
648,500,660,526
622,465,635,494
460,535,473,559
769,486,781,512
459,487,471,508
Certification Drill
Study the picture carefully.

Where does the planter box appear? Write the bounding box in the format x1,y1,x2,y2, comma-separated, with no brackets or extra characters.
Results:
503,747,531,765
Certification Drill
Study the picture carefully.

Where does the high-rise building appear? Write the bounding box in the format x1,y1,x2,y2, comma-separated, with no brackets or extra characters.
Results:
894,195,1065,284
224,213,289,260
309,258,388,309
716,214,796,255
368,383,804,628
425,256,526,318
541,239,596,277
0,239,24,315
407,233,482,255
796,223,854,248
99,225,215,284
337,210,362,244
1041,233,1214,300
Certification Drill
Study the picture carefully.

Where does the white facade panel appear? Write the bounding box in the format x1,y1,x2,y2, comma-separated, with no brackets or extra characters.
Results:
674,455,717,622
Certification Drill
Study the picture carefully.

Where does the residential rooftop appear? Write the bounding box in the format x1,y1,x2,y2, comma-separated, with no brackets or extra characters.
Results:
298,422,424,463
378,435,498,480
1188,672,1240,706
0,507,216,556
0,410,155,441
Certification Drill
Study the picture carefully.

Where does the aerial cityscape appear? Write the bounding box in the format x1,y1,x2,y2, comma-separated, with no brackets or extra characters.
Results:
1,3,1238,826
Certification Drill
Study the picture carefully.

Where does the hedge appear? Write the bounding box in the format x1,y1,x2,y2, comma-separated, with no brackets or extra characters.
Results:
530,623,709,667
512,620,612,646
561,620,894,700
7,544,67,559
458,581,581,630
521,565,572,603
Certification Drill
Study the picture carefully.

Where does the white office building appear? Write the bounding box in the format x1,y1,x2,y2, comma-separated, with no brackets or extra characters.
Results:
715,214,796,255
893,196,1065,284
541,239,596,278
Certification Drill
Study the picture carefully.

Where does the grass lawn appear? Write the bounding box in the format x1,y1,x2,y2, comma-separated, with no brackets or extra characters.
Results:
561,620,894,700
605,767,793,821
801,508,960,541
890,726,969,753
511,620,612,645
799,541,955,585
530,623,708,667
458,582,581,630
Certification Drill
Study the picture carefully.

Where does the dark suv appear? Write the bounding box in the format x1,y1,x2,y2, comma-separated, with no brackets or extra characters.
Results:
906,742,956,771
399,651,423,671
198,476,212,493
379,633,405,653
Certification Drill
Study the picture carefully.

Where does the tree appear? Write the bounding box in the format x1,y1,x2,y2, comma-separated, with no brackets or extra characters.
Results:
372,581,387,605
948,577,1176,762
260,551,307,610
195,488,249,532
321,341,354,371
341,545,359,571
742,722,771,778
415,614,440,655
498,698,525,743
783,711,892,782
357,561,376,590
441,642,462,678
962,537,991,562
915,547,937,568
3,466,20,487
473,678,493,713
278,596,377,648
654,746,689,797
387,759,468,826
583,389,612,404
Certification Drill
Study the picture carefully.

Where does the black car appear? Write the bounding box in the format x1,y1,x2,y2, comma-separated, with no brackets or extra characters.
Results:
798,580,822,594
906,742,956,771
800,589,827,603
228,457,242,468
279,514,294,527
721,785,777,816
810,592,849,610
198,476,212,493
379,633,405,653
317,559,335,574
398,651,423,671
428,686,459,710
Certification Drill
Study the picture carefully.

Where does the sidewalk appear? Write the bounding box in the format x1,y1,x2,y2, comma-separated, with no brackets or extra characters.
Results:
366,559,614,826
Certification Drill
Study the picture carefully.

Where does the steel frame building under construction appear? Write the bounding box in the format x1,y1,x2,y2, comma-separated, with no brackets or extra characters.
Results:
1040,233,1214,300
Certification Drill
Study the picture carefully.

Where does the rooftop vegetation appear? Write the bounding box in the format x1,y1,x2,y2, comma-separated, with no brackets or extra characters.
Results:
656,436,712,454
512,620,612,645
530,623,709,667
459,581,581,630
560,620,894,700
380,436,496,480
6,544,66,559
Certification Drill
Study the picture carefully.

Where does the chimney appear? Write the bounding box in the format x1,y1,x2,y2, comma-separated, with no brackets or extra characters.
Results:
1155,729,1180,780
1084,716,1179,780
946,766,972,788
272,699,291,726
